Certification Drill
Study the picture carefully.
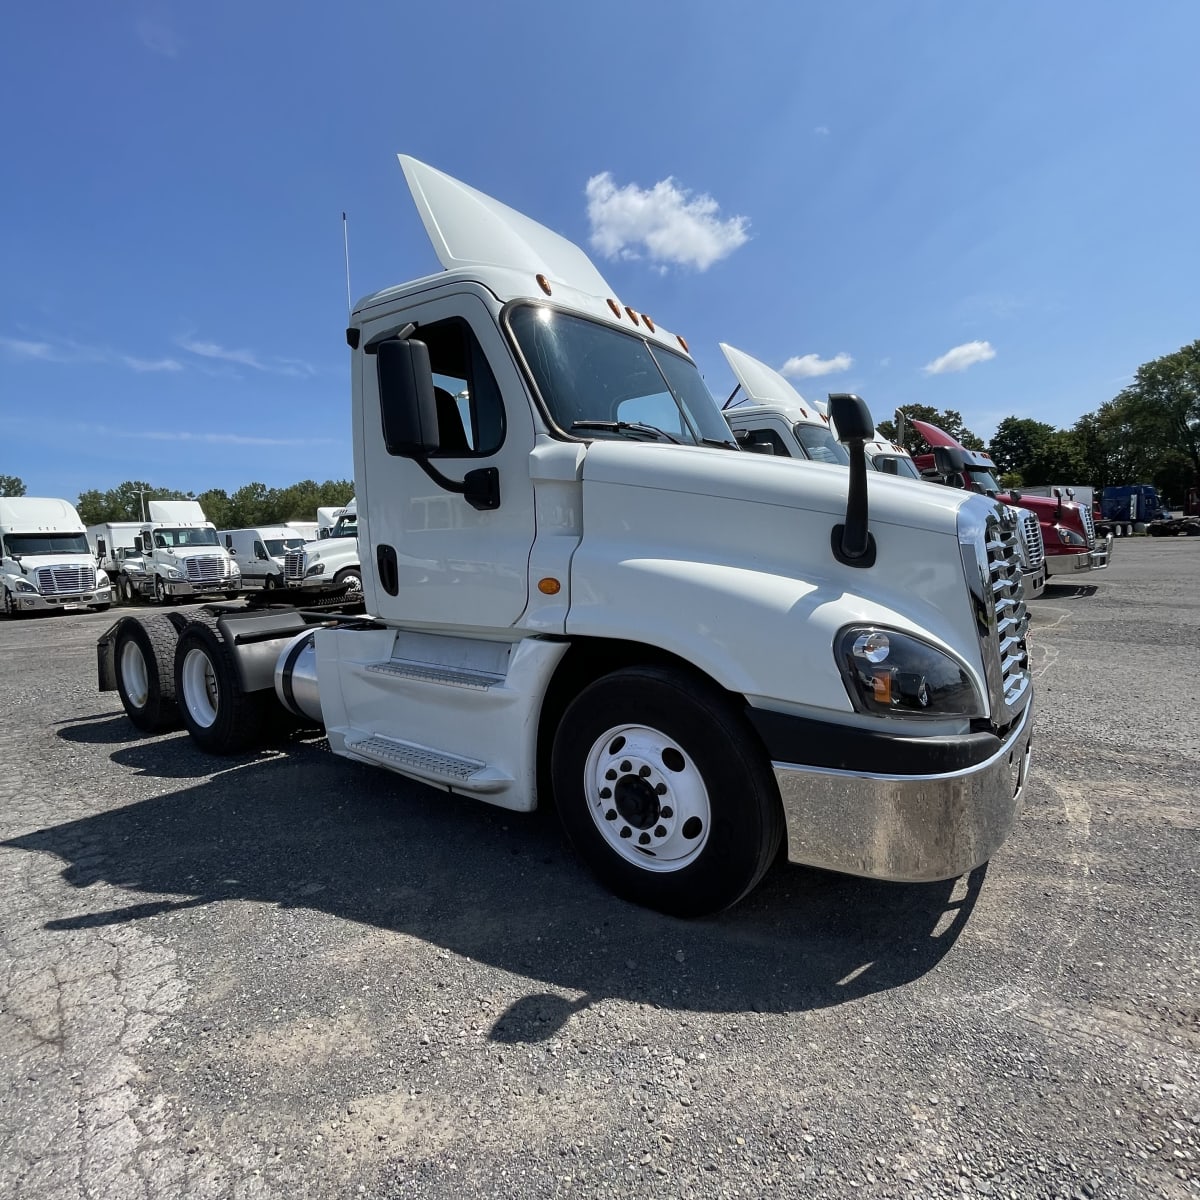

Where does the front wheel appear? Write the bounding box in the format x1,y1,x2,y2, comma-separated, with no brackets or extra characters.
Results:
551,666,783,917
3,588,23,619
173,620,267,753
154,576,175,606
333,567,362,596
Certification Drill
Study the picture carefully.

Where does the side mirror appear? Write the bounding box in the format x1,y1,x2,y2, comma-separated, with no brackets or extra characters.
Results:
1009,489,1023,502
377,338,440,457
828,393,876,567
1066,487,1075,500
933,445,968,475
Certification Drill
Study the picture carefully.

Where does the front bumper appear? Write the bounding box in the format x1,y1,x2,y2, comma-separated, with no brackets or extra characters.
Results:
1044,534,1112,576
162,578,240,596
15,586,112,611
1022,565,1046,599
757,700,1033,882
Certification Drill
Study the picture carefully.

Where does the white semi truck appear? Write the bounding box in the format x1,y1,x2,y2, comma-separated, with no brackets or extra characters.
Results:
97,155,1033,916
1,497,113,616
283,499,361,595
129,500,242,604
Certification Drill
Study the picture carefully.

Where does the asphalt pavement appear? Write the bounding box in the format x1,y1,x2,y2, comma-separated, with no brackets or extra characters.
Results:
1,539,1197,1200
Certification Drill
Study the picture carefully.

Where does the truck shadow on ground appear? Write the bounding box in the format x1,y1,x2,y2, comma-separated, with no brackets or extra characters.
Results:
1038,583,1099,600
13,727,988,1038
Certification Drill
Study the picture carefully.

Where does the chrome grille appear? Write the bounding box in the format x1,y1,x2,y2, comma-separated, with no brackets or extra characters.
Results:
984,514,1031,713
284,550,306,585
184,555,225,585
1018,510,1045,571
35,564,96,596
1078,504,1096,548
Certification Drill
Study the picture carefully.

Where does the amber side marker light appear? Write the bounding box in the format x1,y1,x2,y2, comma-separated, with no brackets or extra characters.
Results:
676,334,689,352
624,306,641,326
871,671,893,705
607,299,622,318
641,314,656,332
538,578,562,595
536,274,552,295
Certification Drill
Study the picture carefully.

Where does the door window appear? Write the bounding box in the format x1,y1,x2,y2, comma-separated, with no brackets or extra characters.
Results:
410,318,505,457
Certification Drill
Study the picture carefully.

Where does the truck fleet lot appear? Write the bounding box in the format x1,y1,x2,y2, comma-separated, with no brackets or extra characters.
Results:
1,539,1197,1200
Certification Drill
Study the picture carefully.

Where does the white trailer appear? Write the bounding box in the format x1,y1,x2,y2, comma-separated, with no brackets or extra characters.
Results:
2,497,112,616
98,155,1033,916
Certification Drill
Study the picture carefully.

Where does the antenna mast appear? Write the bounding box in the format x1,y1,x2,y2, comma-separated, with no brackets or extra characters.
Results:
342,212,352,319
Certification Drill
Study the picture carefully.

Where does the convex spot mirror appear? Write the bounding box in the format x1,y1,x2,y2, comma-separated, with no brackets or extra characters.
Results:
377,337,440,458
933,445,968,476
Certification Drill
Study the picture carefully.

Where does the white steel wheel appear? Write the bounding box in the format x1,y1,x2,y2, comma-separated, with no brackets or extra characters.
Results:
583,723,711,873
120,640,150,709
552,665,783,916
181,646,220,729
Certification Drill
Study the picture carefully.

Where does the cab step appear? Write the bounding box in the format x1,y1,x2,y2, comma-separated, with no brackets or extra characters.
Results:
364,659,504,690
345,733,513,793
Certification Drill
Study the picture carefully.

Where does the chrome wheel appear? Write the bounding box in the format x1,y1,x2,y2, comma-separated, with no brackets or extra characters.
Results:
583,723,712,873
180,647,220,729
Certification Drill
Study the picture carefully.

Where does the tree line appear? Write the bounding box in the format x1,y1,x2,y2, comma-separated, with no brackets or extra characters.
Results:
75,479,354,529
876,339,1200,499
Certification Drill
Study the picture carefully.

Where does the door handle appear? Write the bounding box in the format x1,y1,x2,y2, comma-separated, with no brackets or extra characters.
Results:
376,544,399,596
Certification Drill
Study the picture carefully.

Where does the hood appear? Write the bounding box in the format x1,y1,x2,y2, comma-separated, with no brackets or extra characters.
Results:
579,441,970,535
4,551,97,575
303,535,356,556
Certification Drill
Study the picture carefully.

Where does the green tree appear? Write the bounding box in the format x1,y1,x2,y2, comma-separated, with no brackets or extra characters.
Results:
0,474,26,497
1118,338,1200,487
877,406,984,454
76,481,188,524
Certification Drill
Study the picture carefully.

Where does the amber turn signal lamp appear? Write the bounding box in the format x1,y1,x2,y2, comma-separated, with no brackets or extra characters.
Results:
538,578,561,595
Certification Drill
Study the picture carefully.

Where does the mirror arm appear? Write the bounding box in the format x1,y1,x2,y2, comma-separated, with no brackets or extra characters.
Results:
413,457,500,512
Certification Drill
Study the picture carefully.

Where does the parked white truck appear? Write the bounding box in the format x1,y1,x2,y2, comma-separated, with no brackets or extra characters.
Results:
2,497,112,616
720,346,1047,600
97,155,1033,916
221,526,308,590
283,499,361,594
130,500,242,604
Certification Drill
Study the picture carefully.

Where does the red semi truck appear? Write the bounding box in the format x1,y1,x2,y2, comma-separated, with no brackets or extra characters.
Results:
909,420,1112,577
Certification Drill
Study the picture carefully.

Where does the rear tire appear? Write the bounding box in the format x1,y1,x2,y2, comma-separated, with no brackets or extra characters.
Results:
114,616,181,732
551,666,783,917
173,620,267,754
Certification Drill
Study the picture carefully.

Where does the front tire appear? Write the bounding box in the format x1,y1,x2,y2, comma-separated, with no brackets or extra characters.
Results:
173,620,266,753
114,616,181,731
551,666,783,917
333,567,362,596
3,588,23,619
154,576,175,606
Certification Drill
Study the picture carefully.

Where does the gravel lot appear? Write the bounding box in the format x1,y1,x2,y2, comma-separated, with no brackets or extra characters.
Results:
2,539,1197,1200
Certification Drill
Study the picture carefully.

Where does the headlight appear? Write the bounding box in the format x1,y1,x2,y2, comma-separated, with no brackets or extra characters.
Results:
166,567,182,580
1055,526,1087,547
836,626,984,719
96,570,109,586
304,562,326,577
15,579,38,594
227,561,240,576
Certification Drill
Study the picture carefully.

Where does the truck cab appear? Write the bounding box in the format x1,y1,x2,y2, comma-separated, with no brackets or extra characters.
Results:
99,155,1034,916
908,420,1111,578
1,497,112,616
138,500,242,604
283,499,360,594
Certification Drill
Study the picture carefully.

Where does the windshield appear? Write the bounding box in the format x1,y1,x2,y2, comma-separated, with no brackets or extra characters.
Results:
152,526,220,548
793,423,851,466
872,452,922,480
966,469,1002,496
264,537,306,556
508,305,737,447
3,532,90,556
330,517,357,540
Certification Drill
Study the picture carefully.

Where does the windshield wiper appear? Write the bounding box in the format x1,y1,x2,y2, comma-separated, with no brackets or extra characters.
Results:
570,420,681,444
700,437,738,449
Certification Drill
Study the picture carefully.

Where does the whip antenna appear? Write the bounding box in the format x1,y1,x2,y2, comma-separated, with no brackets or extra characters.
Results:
342,211,352,319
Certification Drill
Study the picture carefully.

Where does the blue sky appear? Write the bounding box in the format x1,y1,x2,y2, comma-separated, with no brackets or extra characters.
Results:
3,2,1198,500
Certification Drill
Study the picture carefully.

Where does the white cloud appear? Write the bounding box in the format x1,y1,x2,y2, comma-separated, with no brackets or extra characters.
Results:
178,337,315,378
922,340,996,375
813,125,831,136
585,172,749,271
0,336,58,361
135,18,181,58
781,352,853,379
121,355,184,373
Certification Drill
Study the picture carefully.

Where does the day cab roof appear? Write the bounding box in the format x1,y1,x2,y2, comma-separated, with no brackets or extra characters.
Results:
352,156,694,363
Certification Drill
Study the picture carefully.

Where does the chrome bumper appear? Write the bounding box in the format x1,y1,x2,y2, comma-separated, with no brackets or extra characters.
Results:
1022,565,1046,599
1088,534,1113,569
16,587,111,611
773,700,1033,882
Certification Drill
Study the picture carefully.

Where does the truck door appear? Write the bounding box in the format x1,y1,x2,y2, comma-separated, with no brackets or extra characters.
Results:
358,294,537,629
